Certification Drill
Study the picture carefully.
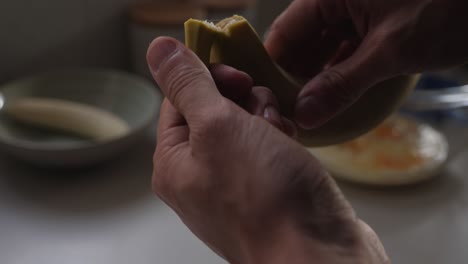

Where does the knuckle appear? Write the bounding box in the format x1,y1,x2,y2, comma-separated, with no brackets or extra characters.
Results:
167,67,210,102
152,154,169,196
193,101,235,141
160,53,211,102
371,30,397,57
319,69,358,107
268,19,281,38
253,86,279,106
252,86,274,97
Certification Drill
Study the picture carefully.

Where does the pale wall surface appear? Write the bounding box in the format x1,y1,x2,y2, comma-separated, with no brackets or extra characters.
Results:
0,0,139,83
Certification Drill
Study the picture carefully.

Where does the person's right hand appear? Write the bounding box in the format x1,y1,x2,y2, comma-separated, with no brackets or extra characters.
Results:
265,0,468,129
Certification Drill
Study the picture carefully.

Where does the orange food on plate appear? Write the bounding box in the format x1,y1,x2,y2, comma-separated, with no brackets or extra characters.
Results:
308,115,449,186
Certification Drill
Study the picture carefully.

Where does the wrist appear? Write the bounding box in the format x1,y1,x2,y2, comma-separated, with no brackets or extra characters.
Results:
240,216,314,264
235,217,389,264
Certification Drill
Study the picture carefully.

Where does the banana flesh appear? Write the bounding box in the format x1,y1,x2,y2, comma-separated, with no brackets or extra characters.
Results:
184,16,419,146
4,98,130,142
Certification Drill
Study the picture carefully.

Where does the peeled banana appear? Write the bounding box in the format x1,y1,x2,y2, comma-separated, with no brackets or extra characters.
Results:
185,16,419,146
4,98,130,142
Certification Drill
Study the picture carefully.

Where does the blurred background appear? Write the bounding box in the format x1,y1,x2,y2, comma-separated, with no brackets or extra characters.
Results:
0,0,468,264
1,0,133,83
0,0,268,83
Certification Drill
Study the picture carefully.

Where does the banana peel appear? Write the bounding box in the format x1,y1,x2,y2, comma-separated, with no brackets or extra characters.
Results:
185,16,419,146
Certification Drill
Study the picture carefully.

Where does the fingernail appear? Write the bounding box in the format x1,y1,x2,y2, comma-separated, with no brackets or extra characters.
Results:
295,95,331,129
147,38,178,74
264,105,283,130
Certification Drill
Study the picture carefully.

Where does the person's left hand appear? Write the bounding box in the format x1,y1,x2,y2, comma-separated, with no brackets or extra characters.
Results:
147,36,389,264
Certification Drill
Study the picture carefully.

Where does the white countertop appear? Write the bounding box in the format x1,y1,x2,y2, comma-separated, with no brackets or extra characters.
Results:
0,122,467,264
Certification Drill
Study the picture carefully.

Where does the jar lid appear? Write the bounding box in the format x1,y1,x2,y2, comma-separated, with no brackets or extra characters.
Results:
129,3,206,26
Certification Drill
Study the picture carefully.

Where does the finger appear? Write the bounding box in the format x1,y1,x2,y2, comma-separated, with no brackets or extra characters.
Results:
153,99,190,207
153,100,183,205
147,37,223,124
245,86,283,131
264,0,349,77
210,64,253,102
264,0,324,61
264,105,284,132
325,39,359,69
157,98,189,146
269,26,346,78
302,28,346,77
294,38,391,129
245,86,279,114
281,117,298,139
246,88,295,136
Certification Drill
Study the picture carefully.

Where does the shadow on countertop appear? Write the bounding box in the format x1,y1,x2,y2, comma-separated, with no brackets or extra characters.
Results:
0,134,158,214
339,156,468,236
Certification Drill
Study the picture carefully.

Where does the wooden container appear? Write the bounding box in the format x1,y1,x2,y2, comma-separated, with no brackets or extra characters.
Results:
193,0,254,21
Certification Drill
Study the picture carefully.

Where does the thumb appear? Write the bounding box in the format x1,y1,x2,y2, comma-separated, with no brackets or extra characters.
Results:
147,37,223,124
294,41,391,129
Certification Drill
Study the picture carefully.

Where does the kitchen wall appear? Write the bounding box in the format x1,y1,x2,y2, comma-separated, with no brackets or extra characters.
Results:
0,0,144,83
0,0,283,84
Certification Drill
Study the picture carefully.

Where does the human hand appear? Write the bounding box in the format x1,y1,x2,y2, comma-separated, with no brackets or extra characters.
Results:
265,0,468,129
147,36,389,264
